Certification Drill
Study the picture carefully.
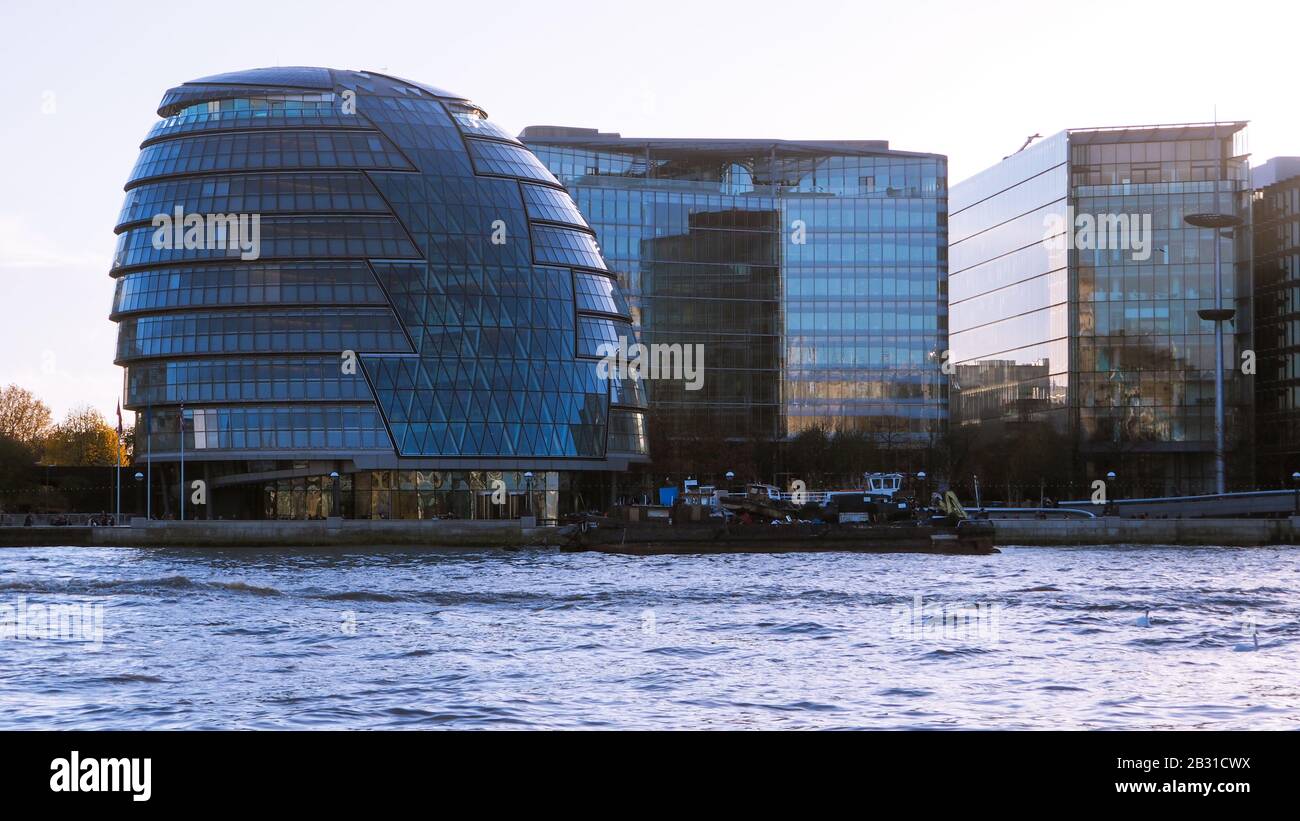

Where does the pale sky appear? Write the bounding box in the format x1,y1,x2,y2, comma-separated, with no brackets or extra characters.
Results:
1,0,1295,423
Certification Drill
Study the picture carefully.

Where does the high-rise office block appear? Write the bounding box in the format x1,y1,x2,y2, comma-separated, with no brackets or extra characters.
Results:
950,124,1252,495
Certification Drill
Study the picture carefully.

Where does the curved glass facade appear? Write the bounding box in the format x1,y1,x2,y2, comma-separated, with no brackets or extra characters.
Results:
112,67,645,518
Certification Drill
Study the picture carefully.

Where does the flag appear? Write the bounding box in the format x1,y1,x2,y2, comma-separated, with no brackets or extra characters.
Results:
116,401,124,438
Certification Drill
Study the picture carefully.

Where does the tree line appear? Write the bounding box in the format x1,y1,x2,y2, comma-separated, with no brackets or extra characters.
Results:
0,384,126,489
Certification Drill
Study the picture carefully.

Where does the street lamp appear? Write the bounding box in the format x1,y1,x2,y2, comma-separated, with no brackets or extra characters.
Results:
523,471,534,516
1291,472,1299,516
329,471,341,518
1184,122,1244,497
1185,209,1242,496
917,471,928,507
134,472,144,520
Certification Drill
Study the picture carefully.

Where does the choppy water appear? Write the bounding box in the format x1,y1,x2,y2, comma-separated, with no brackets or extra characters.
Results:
0,544,1296,729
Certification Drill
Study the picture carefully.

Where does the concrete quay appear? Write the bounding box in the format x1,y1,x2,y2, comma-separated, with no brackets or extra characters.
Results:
1,516,1298,549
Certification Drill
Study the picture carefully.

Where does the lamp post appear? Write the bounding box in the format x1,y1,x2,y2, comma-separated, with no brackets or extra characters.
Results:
1106,470,1118,515
329,471,341,518
1184,120,1243,496
1185,211,1242,496
144,406,152,520
178,403,185,521
134,472,143,518
523,471,534,517
917,471,927,508
723,470,736,532
1291,472,1299,516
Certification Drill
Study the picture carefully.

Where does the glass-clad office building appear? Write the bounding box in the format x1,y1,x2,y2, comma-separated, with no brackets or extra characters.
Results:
522,127,948,452
1253,157,1300,481
111,68,646,519
950,124,1252,495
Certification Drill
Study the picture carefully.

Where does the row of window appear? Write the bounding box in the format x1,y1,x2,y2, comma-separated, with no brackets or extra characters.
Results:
125,357,373,405
373,261,575,300
362,355,612,397
573,271,629,316
402,327,593,362
447,105,520,144
570,188,944,231
786,342,948,368
788,275,943,298
374,387,606,427
1073,372,1247,407
388,292,576,331
113,262,386,313
128,131,411,185
607,410,649,454
1080,264,1243,301
116,309,410,360
386,420,607,458
146,404,392,452
1079,337,1240,373
146,97,358,143
468,138,561,185
521,182,590,228
1081,301,1251,336
119,172,389,227
577,316,634,358
787,306,941,333
532,224,607,270
112,217,420,269
530,144,945,199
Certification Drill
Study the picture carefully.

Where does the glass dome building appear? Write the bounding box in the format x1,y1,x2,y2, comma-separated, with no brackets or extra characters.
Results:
112,68,647,520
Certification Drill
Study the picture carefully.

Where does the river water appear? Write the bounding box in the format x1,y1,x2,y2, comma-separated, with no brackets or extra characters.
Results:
0,545,1296,729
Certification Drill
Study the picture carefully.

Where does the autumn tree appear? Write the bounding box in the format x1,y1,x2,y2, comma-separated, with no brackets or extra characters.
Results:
0,384,53,452
43,406,121,466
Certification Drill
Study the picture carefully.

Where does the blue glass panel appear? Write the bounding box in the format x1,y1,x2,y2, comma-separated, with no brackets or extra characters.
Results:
467,138,561,184
532,224,607,270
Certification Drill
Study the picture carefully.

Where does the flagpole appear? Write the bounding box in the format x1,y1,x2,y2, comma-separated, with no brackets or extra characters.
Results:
179,402,185,522
115,400,123,526
146,406,152,520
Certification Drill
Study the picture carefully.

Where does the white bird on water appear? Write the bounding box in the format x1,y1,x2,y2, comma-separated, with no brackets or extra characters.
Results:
1136,609,1152,628
1233,630,1260,652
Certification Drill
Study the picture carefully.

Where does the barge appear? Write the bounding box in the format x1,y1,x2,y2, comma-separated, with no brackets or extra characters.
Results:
559,517,997,556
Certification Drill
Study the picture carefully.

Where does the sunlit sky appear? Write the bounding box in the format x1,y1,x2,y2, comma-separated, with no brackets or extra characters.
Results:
1,0,1295,423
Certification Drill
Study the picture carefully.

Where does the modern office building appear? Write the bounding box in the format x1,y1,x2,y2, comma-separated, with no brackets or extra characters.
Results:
949,124,1253,496
111,68,646,520
521,128,948,462
1253,157,1300,482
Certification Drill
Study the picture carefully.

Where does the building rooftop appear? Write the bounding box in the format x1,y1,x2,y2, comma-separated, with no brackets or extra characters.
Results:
1066,121,1248,143
157,67,471,116
1254,157,1300,188
519,125,944,160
